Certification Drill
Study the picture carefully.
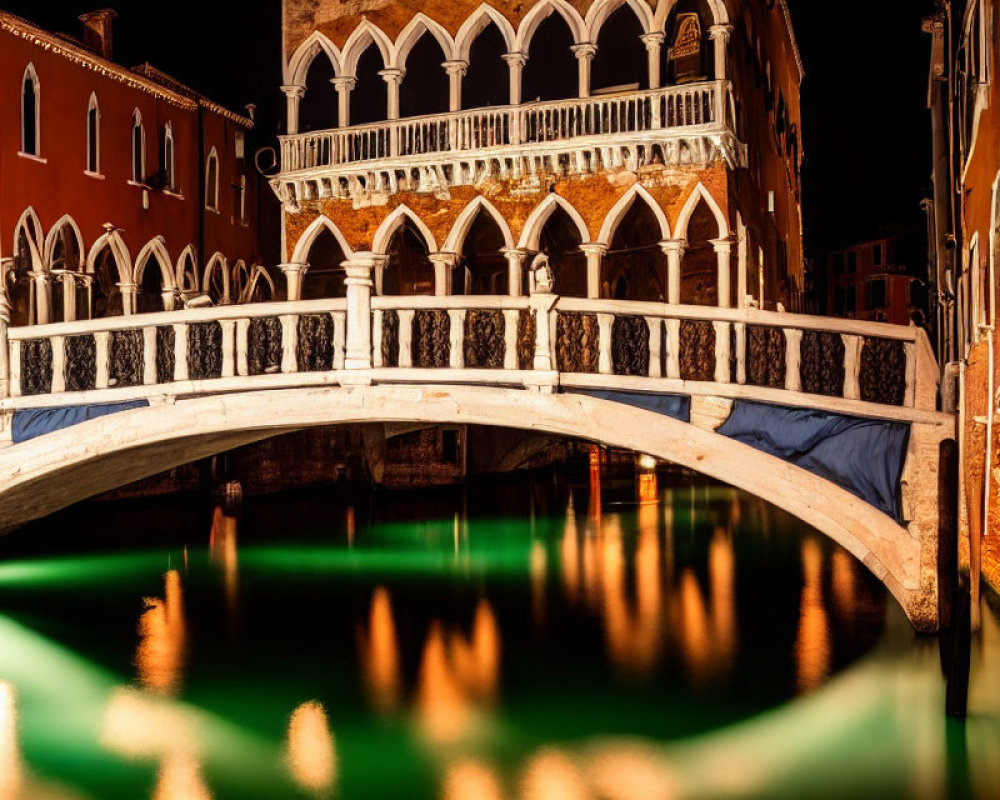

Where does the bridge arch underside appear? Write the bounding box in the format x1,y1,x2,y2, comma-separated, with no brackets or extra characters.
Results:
0,385,938,631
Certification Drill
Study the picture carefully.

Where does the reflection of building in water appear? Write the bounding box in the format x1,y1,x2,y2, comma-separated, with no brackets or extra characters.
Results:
519,748,590,800
210,506,240,625
442,757,503,800
416,601,501,744
136,570,188,696
359,587,402,714
0,682,23,800
286,701,337,794
154,751,213,800
795,538,831,692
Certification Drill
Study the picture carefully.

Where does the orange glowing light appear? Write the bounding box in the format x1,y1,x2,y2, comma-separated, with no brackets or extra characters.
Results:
286,701,337,793
442,758,504,800
520,748,590,800
417,622,471,744
136,570,187,696
795,538,831,692
0,682,23,800
679,569,711,679
361,587,401,714
638,472,658,505
154,751,212,800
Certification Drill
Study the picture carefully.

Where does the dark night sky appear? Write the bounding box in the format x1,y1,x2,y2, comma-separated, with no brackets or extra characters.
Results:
5,0,937,256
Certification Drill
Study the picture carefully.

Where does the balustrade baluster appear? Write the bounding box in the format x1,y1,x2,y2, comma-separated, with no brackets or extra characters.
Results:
397,310,415,368
842,334,862,400
904,341,917,407
235,319,250,376
645,317,662,378
784,329,803,392
448,310,466,369
94,332,110,390
51,336,65,394
220,320,236,378
8,340,21,398
333,312,347,370
665,318,680,379
597,314,614,375
143,326,157,385
713,322,731,384
280,315,298,374
503,309,520,371
371,310,384,368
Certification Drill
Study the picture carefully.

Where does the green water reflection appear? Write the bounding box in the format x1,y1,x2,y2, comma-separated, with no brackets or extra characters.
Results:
0,465,997,799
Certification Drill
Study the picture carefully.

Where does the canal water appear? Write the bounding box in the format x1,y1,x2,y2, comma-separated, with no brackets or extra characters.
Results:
0,460,997,799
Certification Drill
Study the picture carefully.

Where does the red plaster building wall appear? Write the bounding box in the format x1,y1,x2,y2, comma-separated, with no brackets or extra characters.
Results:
0,11,259,323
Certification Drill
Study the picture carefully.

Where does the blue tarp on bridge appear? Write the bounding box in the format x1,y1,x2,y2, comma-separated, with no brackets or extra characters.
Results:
567,390,691,423
12,401,151,444
716,400,910,523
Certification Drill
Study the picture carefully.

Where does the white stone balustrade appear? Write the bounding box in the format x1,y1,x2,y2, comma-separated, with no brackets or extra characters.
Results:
0,292,940,422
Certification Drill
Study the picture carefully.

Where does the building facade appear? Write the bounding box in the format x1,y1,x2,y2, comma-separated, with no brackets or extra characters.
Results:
924,0,1000,611
823,232,928,327
0,9,265,328
273,0,804,314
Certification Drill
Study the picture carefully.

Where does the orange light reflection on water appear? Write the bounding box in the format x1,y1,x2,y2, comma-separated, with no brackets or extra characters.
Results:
286,701,337,794
0,682,23,800
136,570,187,697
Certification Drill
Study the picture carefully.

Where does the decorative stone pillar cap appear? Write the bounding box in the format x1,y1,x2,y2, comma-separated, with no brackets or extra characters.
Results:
442,60,469,76
709,237,734,251
640,31,666,49
570,42,598,60
280,84,306,98
278,261,309,274
709,24,735,41
331,76,357,90
500,247,528,260
579,242,609,256
378,68,405,84
429,251,460,266
501,52,528,67
659,238,688,255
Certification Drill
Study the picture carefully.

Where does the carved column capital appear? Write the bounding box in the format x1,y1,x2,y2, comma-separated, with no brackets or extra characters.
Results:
640,31,666,51
571,42,598,61
659,238,688,257
331,76,357,92
579,242,609,257
708,24,734,42
378,67,405,86
502,51,528,68
280,84,306,99
442,60,469,78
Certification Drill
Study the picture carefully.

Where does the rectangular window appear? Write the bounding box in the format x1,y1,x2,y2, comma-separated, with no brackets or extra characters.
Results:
868,279,887,309
872,243,883,266
846,286,856,313
847,251,857,273
833,253,844,274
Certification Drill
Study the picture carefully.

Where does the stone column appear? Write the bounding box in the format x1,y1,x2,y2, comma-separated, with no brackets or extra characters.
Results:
119,282,137,316
502,52,527,106
502,248,528,297
379,68,404,120
279,262,309,302
580,243,608,299
443,61,468,113
571,43,597,99
659,239,686,305
711,238,733,308
371,255,390,297
429,252,458,297
59,273,77,322
0,274,10,397
332,76,357,128
709,24,733,81
280,84,306,135
343,252,377,371
31,272,50,325
161,288,178,312
640,32,665,91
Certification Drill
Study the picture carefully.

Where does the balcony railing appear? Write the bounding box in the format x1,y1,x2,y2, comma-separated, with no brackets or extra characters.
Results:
280,81,731,174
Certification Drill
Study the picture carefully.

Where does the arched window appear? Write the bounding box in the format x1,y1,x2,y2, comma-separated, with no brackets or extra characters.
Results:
455,211,508,295
399,32,450,118
161,123,175,191
131,110,145,182
136,253,168,314
681,200,720,305
382,220,435,296
523,14,577,102
205,148,219,211
21,64,40,156
663,0,714,85
300,52,338,131
538,207,587,297
591,5,648,94
86,93,100,173
92,245,126,318
49,221,85,322
10,213,42,326
302,227,348,299
601,203,667,301
463,23,509,108
351,44,388,126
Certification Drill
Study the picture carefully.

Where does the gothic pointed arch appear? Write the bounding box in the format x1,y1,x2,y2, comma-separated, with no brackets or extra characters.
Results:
586,0,655,40
373,205,438,255
296,217,353,300
286,30,342,86
293,216,355,264
455,4,517,61
87,232,131,318
515,0,587,51
654,0,728,30
42,215,85,273
444,196,514,253
21,63,40,156
12,207,43,265
342,19,394,75
175,244,200,293
8,208,43,326
675,182,728,240
393,13,457,67
203,253,230,305
518,194,590,251
134,237,175,313
598,184,671,245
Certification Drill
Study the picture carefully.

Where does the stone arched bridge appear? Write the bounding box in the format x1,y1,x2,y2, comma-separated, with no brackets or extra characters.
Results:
0,287,953,631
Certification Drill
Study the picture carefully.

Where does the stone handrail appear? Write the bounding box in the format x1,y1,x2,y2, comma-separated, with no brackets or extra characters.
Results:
279,81,729,173
0,293,939,420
